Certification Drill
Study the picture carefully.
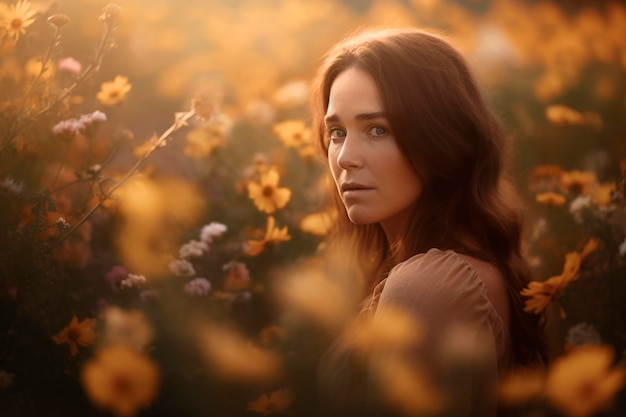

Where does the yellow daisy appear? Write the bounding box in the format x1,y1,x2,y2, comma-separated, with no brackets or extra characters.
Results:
2,0,37,41
546,345,626,417
247,388,294,415
97,75,132,106
272,119,313,149
535,191,566,207
545,104,585,126
82,345,160,417
560,170,597,195
247,168,291,214
52,315,97,356
246,216,291,256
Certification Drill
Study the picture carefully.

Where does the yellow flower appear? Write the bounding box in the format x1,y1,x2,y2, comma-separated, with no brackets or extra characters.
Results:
532,164,562,180
498,367,545,406
522,238,599,314
545,104,585,126
184,126,226,158
247,388,294,415
97,75,132,106
299,209,336,236
247,168,291,214
272,119,313,149
560,170,597,195
82,345,160,417
535,191,566,207
592,182,615,206
546,345,626,417
246,216,291,256
52,315,96,356
1,0,37,41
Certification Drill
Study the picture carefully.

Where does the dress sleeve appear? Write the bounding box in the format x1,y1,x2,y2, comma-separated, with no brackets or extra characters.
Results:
372,248,508,416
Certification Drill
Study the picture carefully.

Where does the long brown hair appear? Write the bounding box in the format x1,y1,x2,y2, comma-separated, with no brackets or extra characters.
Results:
311,28,545,366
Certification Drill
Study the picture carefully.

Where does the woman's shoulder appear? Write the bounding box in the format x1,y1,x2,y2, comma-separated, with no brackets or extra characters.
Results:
384,247,509,327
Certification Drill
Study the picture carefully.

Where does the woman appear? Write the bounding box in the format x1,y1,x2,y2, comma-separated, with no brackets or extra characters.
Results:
311,28,545,416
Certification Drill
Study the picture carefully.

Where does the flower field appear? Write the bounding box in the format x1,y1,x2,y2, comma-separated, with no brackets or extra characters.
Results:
0,1,625,416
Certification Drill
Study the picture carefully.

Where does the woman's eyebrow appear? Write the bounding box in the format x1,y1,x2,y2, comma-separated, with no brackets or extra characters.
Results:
324,111,387,124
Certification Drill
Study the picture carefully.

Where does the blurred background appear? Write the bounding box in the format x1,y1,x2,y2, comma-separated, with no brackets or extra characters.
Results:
1,0,625,416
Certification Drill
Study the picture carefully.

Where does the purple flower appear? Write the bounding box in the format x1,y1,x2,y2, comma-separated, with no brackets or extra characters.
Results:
52,119,80,141
184,278,211,296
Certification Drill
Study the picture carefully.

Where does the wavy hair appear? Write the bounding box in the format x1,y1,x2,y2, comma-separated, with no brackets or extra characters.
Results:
311,28,545,366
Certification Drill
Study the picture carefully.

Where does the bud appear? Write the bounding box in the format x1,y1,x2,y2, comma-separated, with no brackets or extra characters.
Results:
99,3,122,23
48,14,70,28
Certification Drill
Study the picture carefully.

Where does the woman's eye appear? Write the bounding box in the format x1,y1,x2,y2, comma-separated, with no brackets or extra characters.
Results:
328,128,346,140
369,126,386,136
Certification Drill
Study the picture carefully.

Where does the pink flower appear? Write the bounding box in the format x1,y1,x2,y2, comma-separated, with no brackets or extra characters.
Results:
58,57,82,75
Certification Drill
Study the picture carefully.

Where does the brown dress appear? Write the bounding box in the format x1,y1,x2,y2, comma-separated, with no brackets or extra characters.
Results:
317,248,511,417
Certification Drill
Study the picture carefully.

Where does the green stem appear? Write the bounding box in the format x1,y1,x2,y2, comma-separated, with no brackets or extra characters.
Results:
56,109,196,244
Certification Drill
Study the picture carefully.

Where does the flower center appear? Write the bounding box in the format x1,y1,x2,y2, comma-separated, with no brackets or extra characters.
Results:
112,374,133,395
67,327,82,341
11,18,23,29
262,185,274,197
108,90,120,99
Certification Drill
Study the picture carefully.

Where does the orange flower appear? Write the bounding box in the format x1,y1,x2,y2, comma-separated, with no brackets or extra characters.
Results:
299,209,336,236
546,345,626,417
82,345,160,417
535,191,566,207
246,216,291,256
499,367,545,406
545,104,585,126
97,75,132,106
247,168,291,214
522,238,599,314
532,164,562,180
560,170,597,195
52,315,96,356
247,388,294,415
521,275,566,314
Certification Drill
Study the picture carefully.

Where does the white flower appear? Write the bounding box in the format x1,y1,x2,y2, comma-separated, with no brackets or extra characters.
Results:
566,322,602,347
184,278,211,296
0,370,14,389
179,240,209,259
619,236,626,257
569,195,592,223
0,177,24,194
169,259,195,277
200,222,227,243
120,273,146,289
272,80,309,109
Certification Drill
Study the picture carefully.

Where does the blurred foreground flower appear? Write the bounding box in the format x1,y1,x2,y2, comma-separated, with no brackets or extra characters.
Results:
52,315,96,356
498,367,545,407
545,104,585,126
535,191,566,207
300,209,336,236
101,307,154,351
546,345,626,417
97,75,132,106
82,345,160,417
198,323,281,383
247,168,291,214
1,0,37,41
246,216,291,256
247,388,294,415
522,238,599,314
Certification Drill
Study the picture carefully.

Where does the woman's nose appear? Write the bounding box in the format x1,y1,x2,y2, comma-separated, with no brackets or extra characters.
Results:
336,134,362,169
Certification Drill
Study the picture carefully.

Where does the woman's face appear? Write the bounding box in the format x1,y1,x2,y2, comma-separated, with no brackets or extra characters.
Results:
325,67,423,242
